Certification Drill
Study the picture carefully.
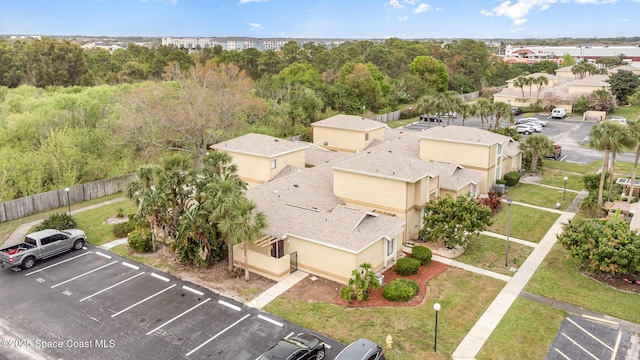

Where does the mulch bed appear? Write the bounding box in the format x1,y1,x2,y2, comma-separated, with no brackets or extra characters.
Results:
332,260,450,307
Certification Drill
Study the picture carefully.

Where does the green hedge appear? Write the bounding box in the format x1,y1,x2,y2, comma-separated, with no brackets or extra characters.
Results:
113,220,136,239
504,171,522,187
395,257,421,276
128,229,152,252
411,246,432,265
34,213,77,231
382,279,419,302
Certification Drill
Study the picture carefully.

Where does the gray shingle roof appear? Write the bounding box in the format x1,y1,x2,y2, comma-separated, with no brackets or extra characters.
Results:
332,149,437,183
211,133,307,158
251,201,405,253
311,114,387,132
304,144,350,166
419,125,512,146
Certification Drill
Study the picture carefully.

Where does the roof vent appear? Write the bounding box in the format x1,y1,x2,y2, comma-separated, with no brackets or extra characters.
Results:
293,184,299,188
274,139,279,142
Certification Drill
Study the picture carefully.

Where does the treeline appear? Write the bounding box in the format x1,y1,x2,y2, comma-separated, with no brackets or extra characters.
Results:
0,37,563,201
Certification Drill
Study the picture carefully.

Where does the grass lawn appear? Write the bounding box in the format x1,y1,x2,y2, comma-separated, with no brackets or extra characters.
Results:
457,234,534,275
74,200,136,245
611,104,640,120
525,243,640,324
541,160,597,174
537,168,585,191
486,203,560,243
505,183,574,210
0,193,127,247
477,297,565,360
265,268,504,360
387,118,417,128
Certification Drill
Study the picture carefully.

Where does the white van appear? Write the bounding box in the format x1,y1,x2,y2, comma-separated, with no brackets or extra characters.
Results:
551,108,567,119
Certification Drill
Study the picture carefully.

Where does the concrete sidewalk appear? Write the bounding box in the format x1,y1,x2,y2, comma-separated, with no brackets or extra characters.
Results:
451,211,574,360
2,197,126,247
246,270,309,309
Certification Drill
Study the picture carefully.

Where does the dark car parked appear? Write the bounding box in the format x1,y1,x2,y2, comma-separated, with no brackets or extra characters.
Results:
511,107,523,115
419,114,440,122
334,338,385,360
258,333,325,360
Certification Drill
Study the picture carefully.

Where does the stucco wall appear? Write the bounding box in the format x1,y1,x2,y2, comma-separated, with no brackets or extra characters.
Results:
334,170,408,213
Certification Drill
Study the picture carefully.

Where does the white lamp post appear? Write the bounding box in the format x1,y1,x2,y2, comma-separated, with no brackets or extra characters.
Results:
505,198,512,267
433,302,441,352
65,188,71,215
563,176,568,200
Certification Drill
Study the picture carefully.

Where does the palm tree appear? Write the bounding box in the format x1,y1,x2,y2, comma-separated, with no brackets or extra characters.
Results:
475,98,493,130
606,125,637,199
492,101,513,129
590,122,637,204
157,154,194,242
176,204,218,266
627,120,640,202
513,76,527,100
524,76,534,98
218,197,267,281
458,103,474,127
521,134,555,173
534,75,549,99
416,95,438,129
436,91,463,126
204,177,247,272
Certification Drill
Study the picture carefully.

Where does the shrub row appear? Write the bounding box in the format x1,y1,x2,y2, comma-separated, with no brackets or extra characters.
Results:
382,278,419,302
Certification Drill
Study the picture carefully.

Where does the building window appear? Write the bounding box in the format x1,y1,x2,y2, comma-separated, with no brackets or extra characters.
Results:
271,240,284,259
495,166,502,181
387,238,394,256
270,159,276,169
497,143,503,155
365,133,369,141
471,184,477,197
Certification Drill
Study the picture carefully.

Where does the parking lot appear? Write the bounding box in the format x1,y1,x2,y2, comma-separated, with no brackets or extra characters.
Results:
546,314,633,360
0,246,344,360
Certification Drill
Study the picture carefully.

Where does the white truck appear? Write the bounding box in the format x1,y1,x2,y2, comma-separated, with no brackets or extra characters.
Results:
0,229,86,270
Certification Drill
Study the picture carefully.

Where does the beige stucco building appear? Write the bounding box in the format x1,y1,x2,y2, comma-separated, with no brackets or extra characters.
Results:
311,114,387,153
216,118,521,285
211,133,307,187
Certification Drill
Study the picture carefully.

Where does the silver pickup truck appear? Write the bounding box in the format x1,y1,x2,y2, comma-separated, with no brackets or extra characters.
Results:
0,229,86,270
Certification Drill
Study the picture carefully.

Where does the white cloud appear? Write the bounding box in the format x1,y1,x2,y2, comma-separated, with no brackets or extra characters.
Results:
239,0,268,3
404,0,417,4
398,16,409,21
413,3,431,14
615,18,630,22
140,0,177,4
386,0,404,9
248,23,263,31
481,0,619,25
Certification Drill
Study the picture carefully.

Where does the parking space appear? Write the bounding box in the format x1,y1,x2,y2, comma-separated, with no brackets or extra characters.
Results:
546,314,631,360
0,246,344,359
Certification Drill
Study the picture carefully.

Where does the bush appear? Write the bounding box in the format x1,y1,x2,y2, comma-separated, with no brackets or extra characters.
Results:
34,213,77,231
341,263,381,302
477,191,503,216
382,279,419,302
411,246,432,265
113,221,136,239
395,257,420,276
128,229,152,252
503,171,522,187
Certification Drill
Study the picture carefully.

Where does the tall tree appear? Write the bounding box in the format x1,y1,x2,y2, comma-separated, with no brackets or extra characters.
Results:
628,119,640,202
590,122,636,204
534,75,549,99
410,55,449,92
492,101,513,129
218,197,267,281
607,70,640,105
521,134,554,173
513,76,527,99
120,62,266,168
475,98,493,130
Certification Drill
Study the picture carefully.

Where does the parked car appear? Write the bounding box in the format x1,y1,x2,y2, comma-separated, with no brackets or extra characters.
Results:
258,333,325,360
607,116,628,125
516,117,548,127
334,338,385,360
511,107,523,115
419,114,440,122
544,143,563,160
0,229,86,270
514,124,534,135
551,107,567,119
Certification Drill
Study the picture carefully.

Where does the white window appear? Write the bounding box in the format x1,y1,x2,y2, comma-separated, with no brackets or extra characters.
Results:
497,143,503,155
365,133,369,141
387,238,394,256
270,159,276,169
495,166,502,181
471,184,477,197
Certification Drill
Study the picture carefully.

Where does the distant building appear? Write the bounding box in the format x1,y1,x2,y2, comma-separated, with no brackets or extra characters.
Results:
161,36,358,51
504,44,640,66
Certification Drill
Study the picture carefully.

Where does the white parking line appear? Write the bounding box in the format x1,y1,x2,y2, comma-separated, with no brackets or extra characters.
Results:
284,332,295,339
257,315,283,327
182,285,204,296
24,252,91,276
146,298,211,335
561,333,599,360
122,262,139,270
567,317,613,351
218,300,241,311
79,272,146,302
95,251,112,259
611,331,622,360
150,273,170,282
51,261,118,288
554,347,571,359
111,284,176,318
186,314,251,357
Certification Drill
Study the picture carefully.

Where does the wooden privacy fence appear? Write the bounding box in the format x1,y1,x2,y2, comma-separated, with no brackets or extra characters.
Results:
0,174,136,223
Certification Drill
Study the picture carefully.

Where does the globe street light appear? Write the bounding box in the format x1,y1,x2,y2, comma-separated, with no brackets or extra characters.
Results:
563,176,568,200
433,302,441,352
65,188,71,216
505,197,512,267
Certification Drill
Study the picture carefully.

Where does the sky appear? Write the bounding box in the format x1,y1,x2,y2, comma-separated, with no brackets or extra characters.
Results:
0,0,639,39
